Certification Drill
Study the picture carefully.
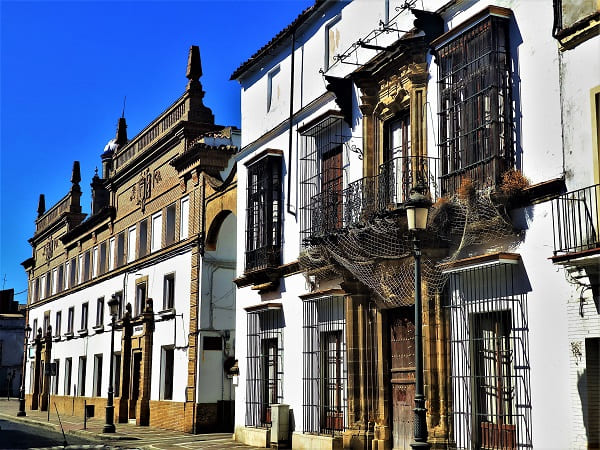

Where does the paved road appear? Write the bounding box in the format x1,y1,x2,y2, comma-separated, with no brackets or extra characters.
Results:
0,417,105,449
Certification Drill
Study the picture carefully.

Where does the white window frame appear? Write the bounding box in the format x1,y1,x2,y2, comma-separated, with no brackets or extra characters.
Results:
180,196,190,240
127,225,137,263
151,212,162,252
78,254,84,284
92,246,98,278
325,15,342,71
109,237,115,271
267,65,281,113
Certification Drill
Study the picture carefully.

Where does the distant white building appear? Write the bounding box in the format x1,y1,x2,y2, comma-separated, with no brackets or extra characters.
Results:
231,1,598,449
22,46,239,433
0,289,25,398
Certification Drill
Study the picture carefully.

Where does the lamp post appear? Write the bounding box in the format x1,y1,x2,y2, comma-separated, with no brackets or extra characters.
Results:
17,324,32,417
406,187,432,450
103,295,119,433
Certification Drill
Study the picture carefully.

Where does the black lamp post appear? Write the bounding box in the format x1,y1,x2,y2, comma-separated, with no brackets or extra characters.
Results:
406,187,432,450
103,295,119,433
17,324,32,417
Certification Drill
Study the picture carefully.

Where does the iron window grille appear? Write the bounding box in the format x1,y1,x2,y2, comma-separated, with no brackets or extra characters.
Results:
446,261,531,450
245,153,283,272
246,307,284,428
437,14,512,195
299,115,349,245
302,296,347,435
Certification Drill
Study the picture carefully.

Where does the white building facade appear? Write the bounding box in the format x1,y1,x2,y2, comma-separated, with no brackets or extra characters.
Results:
232,1,598,449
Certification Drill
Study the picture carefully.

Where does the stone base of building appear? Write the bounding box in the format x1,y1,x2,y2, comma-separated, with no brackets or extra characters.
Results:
343,429,374,450
292,432,343,449
235,425,270,448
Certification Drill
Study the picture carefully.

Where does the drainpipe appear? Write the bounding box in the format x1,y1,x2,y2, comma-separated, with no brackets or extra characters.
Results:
287,30,297,217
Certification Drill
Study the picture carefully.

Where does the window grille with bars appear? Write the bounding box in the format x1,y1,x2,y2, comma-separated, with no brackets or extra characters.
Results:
437,13,512,195
245,153,282,272
299,115,349,245
302,296,347,435
446,261,531,450
245,307,284,428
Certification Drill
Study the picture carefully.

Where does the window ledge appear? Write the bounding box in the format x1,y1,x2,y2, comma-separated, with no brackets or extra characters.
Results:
93,325,105,333
52,335,61,342
157,308,176,319
77,329,88,337
64,332,74,340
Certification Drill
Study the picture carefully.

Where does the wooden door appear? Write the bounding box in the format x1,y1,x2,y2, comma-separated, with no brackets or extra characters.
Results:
129,351,142,420
390,307,415,450
321,146,343,231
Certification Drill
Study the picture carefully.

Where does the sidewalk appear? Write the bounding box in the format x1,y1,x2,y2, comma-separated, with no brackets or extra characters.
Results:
0,399,261,449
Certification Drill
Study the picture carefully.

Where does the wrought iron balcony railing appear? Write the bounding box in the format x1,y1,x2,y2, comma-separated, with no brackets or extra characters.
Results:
245,245,281,272
303,156,439,242
552,184,600,256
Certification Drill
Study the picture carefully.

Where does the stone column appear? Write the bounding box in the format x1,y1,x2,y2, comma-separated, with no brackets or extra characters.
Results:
118,307,132,423
40,327,52,411
137,298,154,426
373,308,391,450
342,279,375,450
31,330,42,410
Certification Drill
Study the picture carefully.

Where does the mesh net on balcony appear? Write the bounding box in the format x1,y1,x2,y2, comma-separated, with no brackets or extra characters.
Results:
299,186,516,307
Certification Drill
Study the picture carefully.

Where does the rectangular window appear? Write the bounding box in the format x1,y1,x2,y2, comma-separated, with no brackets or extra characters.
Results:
151,213,162,252
96,297,104,327
69,257,77,288
78,255,84,284
113,353,121,398
160,346,174,400
52,359,60,395
246,307,283,427
303,296,347,434
166,203,176,245
44,273,51,299
64,358,72,396
437,12,512,195
447,261,531,449
55,311,61,336
80,302,88,331
78,356,87,396
51,268,58,295
92,246,98,278
163,273,175,310
114,291,123,320
116,232,125,268
108,238,115,271
57,265,64,293
43,311,50,335
267,66,281,112
67,307,74,333
83,250,91,282
93,354,103,397
32,319,38,337
245,152,282,271
33,278,39,302
135,282,147,317
139,219,148,258
180,197,189,240
127,226,136,263
325,16,342,70
585,338,600,447
320,146,343,232
99,242,107,276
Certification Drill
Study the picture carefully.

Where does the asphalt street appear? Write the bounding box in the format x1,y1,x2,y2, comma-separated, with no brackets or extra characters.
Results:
0,418,105,449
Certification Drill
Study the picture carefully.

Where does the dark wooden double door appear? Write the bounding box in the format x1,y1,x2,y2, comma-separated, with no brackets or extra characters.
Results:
390,307,415,450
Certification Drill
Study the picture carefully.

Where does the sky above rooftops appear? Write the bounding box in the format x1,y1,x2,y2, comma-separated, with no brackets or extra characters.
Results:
0,0,313,302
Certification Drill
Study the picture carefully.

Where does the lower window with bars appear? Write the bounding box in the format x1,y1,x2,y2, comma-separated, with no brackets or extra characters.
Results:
302,296,347,435
246,307,284,428
446,261,532,450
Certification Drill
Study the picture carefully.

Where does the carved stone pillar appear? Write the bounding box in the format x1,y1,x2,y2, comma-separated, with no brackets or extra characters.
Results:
31,330,42,410
40,327,52,411
342,279,375,450
118,308,132,423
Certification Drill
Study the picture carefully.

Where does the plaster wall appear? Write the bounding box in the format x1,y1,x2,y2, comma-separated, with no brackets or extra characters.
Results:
27,250,192,403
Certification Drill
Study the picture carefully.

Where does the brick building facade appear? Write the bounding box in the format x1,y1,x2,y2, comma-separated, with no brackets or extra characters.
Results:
21,46,239,433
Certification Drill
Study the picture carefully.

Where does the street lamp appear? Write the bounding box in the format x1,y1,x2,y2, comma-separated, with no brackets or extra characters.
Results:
405,187,432,449
18,324,32,417
103,295,119,433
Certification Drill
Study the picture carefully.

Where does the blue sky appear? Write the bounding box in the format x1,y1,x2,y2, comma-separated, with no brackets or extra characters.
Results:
0,0,313,302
